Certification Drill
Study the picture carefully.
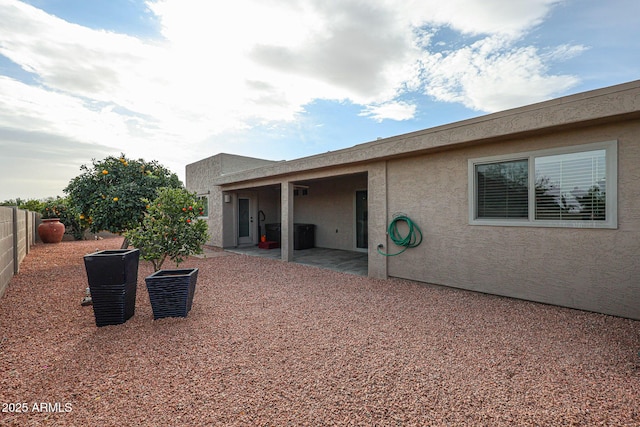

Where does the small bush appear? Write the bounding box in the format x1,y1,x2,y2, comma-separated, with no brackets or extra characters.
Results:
124,187,209,271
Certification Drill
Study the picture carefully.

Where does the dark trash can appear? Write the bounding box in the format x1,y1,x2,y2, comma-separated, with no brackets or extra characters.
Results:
264,223,315,249
294,223,315,250
83,249,139,327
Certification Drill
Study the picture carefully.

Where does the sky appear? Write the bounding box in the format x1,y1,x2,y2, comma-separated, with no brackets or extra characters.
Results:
0,0,638,201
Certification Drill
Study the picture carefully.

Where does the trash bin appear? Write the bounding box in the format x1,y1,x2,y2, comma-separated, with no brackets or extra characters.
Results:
264,223,315,249
294,223,315,250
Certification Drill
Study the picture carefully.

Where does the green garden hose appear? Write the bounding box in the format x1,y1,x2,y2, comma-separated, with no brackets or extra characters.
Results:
377,213,423,256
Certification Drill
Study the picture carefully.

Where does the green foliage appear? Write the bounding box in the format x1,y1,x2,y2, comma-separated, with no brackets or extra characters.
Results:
1,198,24,207
18,199,45,212
41,196,88,240
124,187,209,272
41,197,64,219
64,154,182,235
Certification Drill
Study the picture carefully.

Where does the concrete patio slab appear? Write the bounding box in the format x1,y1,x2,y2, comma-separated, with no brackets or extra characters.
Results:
221,246,368,276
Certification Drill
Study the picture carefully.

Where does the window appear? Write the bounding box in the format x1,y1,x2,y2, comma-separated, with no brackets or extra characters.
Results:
469,141,617,228
476,159,528,219
197,195,209,218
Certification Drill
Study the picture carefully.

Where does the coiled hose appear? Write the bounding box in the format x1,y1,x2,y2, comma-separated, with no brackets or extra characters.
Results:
377,213,423,256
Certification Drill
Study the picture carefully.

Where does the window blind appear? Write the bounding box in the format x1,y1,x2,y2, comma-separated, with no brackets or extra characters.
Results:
476,159,528,219
535,149,606,221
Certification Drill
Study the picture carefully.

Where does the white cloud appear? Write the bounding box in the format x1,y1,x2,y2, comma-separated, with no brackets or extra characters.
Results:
420,35,580,112
544,43,589,62
0,76,131,146
359,101,417,122
401,0,562,37
1,0,581,114
0,0,586,195
246,1,418,103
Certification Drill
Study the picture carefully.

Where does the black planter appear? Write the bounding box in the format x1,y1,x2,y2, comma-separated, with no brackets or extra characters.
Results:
83,249,140,327
145,268,198,320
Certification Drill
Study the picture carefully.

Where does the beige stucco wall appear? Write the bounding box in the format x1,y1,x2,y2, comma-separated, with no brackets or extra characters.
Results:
186,154,278,247
257,187,280,225
220,192,235,247
382,120,640,319
293,174,367,250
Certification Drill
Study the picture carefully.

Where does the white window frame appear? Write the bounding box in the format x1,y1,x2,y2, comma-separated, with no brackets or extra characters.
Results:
468,140,617,229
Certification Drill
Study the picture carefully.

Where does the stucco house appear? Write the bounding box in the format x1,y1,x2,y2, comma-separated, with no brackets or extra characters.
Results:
186,80,640,320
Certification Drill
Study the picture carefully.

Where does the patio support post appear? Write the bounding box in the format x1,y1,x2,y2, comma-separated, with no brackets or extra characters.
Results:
368,161,388,279
281,181,294,262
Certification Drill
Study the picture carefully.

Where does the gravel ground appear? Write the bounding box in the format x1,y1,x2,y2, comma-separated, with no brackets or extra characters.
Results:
1,237,639,426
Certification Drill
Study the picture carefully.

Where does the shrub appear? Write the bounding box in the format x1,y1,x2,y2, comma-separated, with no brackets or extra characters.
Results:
64,154,181,245
18,199,45,213
124,187,209,271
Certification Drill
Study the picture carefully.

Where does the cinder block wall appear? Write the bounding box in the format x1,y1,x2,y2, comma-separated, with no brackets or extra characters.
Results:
0,207,15,298
0,207,38,299
16,209,26,267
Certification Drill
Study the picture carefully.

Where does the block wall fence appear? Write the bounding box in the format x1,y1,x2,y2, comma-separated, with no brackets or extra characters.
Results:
0,207,39,299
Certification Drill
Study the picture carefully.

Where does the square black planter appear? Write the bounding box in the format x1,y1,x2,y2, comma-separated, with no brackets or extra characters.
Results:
83,249,140,327
145,268,198,320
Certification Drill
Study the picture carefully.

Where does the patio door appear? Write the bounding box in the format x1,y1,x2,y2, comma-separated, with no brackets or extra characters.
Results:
356,190,368,249
238,197,253,245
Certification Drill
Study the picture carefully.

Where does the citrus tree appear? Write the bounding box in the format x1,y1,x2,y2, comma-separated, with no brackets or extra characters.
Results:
124,187,209,271
64,154,182,247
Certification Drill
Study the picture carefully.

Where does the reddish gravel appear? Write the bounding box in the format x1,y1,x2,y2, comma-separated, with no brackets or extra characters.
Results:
1,237,639,426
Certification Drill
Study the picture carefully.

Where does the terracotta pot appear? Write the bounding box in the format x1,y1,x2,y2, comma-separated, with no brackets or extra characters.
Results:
38,218,65,243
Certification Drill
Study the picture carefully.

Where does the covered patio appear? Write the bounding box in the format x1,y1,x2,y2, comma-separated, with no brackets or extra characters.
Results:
215,172,370,261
